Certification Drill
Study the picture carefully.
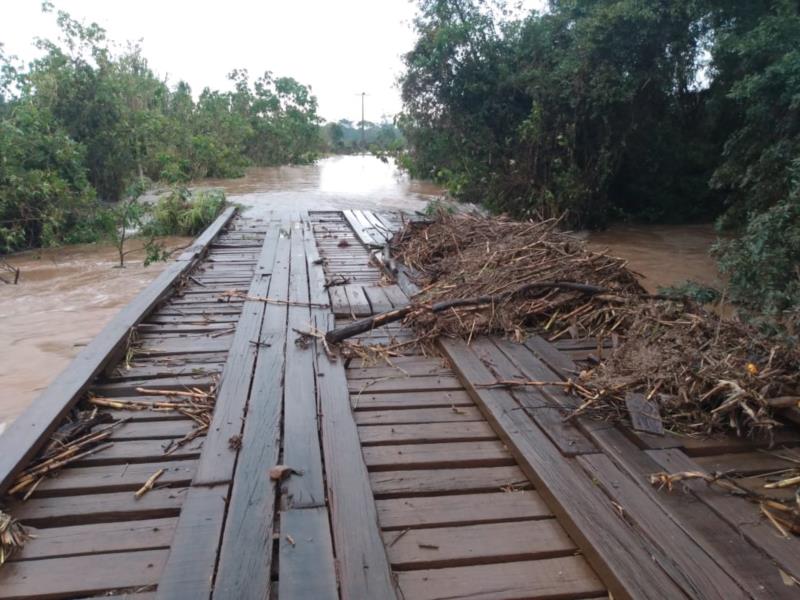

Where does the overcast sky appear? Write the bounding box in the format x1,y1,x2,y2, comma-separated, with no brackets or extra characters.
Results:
1,1,543,123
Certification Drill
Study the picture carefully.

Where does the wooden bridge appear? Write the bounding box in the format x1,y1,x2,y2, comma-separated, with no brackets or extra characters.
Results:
0,207,798,599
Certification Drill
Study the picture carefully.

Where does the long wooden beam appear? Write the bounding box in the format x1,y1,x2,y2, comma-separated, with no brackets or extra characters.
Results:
0,206,237,496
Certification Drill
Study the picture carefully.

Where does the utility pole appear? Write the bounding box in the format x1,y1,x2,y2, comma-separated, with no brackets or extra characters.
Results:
360,91,366,150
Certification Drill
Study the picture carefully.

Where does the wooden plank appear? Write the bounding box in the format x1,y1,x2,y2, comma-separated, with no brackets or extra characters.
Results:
694,450,800,476
376,490,551,530
648,448,800,581
363,441,514,471
359,210,394,244
0,207,236,496
348,375,462,394
0,549,168,600
314,309,398,599
343,209,380,247
14,518,176,561
73,438,201,466
384,519,574,570
441,337,685,600
354,406,484,425
344,284,372,317
347,364,451,380
363,285,394,313
328,285,350,316
111,421,198,441
212,219,289,598
381,284,408,308
8,488,187,528
583,428,797,599
351,390,472,410
395,556,605,600
578,453,746,599
524,335,581,377
358,422,497,446
370,466,530,498
193,220,281,485
278,507,338,600
155,485,228,600
282,220,327,508
625,392,665,435
32,461,196,497
480,338,596,456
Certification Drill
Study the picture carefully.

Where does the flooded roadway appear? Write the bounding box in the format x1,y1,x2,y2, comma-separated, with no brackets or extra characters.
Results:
0,155,722,430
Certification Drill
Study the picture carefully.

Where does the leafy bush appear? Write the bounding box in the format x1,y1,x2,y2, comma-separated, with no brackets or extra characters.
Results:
714,161,800,319
146,188,226,237
658,281,722,305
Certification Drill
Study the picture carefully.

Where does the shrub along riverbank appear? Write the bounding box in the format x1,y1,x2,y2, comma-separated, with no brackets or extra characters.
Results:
0,3,321,254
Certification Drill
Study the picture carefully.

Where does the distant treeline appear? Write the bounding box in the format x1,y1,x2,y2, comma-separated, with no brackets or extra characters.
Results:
0,4,322,253
399,0,800,324
320,119,405,154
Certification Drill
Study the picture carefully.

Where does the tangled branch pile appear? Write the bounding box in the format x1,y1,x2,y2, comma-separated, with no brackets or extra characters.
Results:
390,212,800,436
393,213,645,340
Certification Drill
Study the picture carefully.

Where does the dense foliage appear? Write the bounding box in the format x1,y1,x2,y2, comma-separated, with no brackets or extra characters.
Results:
0,4,321,252
399,0,800,319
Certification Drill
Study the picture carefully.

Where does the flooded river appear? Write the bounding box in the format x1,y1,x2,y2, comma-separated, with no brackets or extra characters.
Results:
0,155,722,430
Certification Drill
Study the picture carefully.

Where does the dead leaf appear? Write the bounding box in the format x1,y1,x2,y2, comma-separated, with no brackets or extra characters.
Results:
269,465,301,481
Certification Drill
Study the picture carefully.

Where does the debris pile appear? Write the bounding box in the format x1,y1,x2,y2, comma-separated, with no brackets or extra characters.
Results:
0,510,30,565
387,211,800,437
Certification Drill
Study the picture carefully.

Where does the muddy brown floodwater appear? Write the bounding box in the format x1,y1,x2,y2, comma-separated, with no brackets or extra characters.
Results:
0,155,723,432
585,223,723,294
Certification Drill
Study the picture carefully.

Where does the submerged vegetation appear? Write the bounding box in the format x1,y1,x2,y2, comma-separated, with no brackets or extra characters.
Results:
399,0,800,323
0,3,320,254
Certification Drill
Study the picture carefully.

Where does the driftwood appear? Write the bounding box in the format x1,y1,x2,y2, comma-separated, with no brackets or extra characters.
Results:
325,280,609,344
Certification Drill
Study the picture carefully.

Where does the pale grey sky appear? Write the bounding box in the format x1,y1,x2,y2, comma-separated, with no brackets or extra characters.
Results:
1,1,543,122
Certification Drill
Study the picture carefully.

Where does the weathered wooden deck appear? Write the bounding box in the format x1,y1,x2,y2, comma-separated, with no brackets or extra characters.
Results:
1,207,798,599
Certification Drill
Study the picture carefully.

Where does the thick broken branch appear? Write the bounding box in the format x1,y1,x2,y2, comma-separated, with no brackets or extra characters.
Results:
325,280,609,344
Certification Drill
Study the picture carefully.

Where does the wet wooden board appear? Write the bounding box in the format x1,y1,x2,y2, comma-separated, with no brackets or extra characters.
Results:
32,461,197,498
384,519,575,570
212,217,289,598
0,549,168,600
347,375,463,394
0,208,236,495
8,488,188,528
282,221,328,508
363,285,393,313
478,338,596,456
193,220,282,485
278,507,338,600
155,486,228,600
648,448,800,581
13,518,177,562
582,429,797,599
314,305,398,599
441,337,685,599
343,284,372,316
358,422,497,446
577,453,747,599
694,450,800,476
376,491,551,530
394,556,605,600
347,364,451,380
351,390,473,410
72,438,201,466
354,406,485,426
363,441,514,471
370,466,530,498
